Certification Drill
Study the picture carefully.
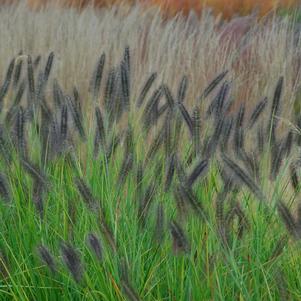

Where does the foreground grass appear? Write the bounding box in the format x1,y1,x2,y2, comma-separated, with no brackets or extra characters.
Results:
1,134,301,301
0,76,300,300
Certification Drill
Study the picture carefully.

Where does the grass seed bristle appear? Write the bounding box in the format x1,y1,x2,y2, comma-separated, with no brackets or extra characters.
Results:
87,233,103,261
170,220,190,254
60,242,83,283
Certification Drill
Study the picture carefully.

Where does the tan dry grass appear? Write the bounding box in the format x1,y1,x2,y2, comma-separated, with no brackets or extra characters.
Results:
21,0,301,18
0,2,299,119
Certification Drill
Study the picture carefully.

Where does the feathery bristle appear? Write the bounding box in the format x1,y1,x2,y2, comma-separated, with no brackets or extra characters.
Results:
117,154,134,188
120,61,130,111
13,53,23,88
99,218,117,253
74,177,98,210
238,150,259,180
154,160,164,185
73,87,83,118
136,72,157,108
162,85,175,108
297,202,301,228
173,186,189,220
34,55,41,68
119,258,130,284
172,109,184,152
87,233,103,261
191,106,201,155
270,235,288,261
163,108,173,157
177,184,207,220
66,95,86,140
170,220,190,254
39,116,52,165
53,79,64,109
44,52,54,83
47,117,60,158
60,242,83,283
123,46,130,73
207,81,229,119
36,71,46,105
235,104,245,129
94,106,106,155
216,192,227,245
215,81,230,117
157,102,169,119
144,130,164,166
138,183,156,228
0,250,8,278
283,130,293,157
277,201,299,239
60,103,68,143
270,142,285,180
174,155,187,183
220,116,233,151
104,68,116,116
234,204,249,239
124,124,134,158
32,179,45,218
218,164,236,193
15,106,27,158
268,76,284,143
234,127,245,155
106,132,121,162
27,55,35,106
200,70,228,100
292,164,301,192
154,202,165,244
39,93,53,123
5,105,19,129
0,126,12,164
142,87,163,132
21,159,48,185
177,76,188,103
204,117,224,157
177,102,193,134
248,97,268,129
187,159,208,187
0,173,11,203
164,153,176,192
13,80,26,107
0,58,15,109
256,124,265,154
90,53,105,101
225,204,237,236
37,245,56,273
275,269,290,301
120,281,141,301
136,161,144,201
222,154,265,201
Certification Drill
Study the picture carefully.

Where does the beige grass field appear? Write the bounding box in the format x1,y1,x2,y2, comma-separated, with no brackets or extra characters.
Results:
0,2,300,117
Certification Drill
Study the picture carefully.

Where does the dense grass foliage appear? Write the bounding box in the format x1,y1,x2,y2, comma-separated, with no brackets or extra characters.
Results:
0,42,300,301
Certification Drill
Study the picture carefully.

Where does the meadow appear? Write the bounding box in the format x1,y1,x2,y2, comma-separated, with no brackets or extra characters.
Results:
0,1,300,301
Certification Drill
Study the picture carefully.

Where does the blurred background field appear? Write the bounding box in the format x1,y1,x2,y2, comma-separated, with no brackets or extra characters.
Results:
0,0,297,19
0,1,299,116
